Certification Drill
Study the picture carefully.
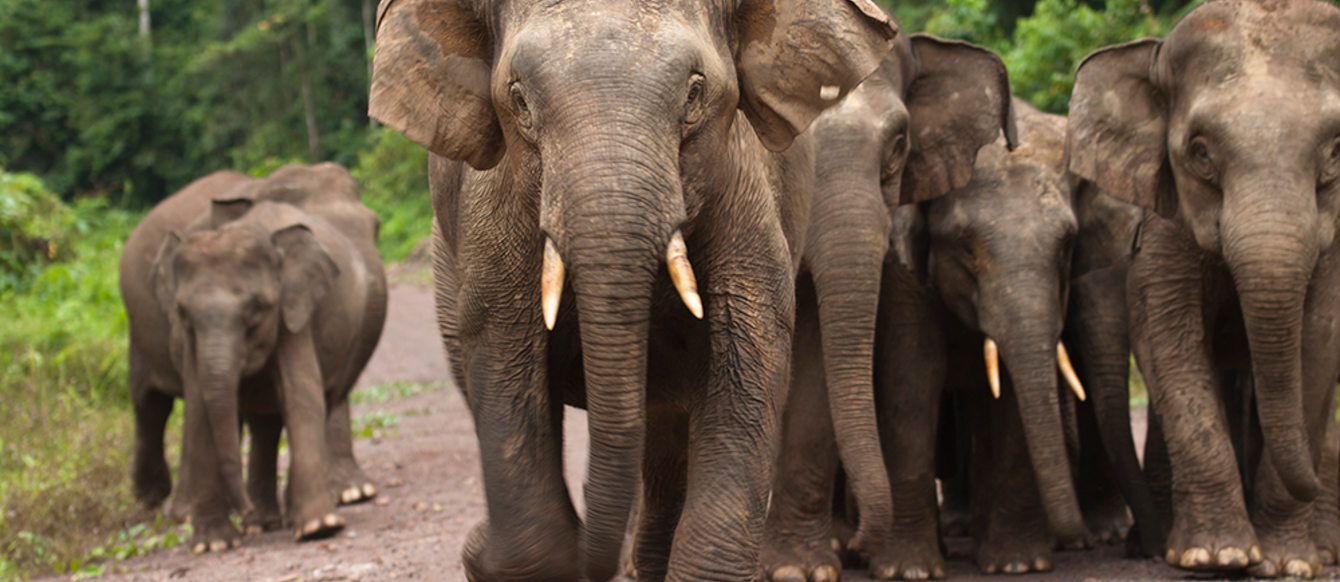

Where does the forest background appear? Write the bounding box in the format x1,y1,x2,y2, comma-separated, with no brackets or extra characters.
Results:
0,0,1228,579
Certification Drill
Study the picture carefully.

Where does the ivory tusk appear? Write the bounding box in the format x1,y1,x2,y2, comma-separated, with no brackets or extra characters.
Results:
666,231,704,319
541,237,564,331
984,337,1001,399
1057,342,1087,402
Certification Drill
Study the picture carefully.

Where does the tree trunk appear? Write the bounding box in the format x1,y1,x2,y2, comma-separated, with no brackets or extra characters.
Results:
293,32,321,162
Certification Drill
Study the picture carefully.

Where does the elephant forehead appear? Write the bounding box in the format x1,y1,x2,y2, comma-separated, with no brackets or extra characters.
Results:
177,228,276,272
1164,0,1340,89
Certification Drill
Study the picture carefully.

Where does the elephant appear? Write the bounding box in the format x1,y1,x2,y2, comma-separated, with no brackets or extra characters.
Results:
1066,0,1340,576
119,163,388,552
759,30,1015,582
366,0,898,580
871,98,1092,577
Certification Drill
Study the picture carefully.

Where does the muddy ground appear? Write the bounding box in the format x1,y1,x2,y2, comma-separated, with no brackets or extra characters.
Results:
43,284,1331,581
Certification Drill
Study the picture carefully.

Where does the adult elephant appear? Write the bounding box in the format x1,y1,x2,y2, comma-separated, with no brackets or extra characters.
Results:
119,164,387,552
1067,0,1340,576
875,99,1089,577
761,33,1015,582
367,1,897,580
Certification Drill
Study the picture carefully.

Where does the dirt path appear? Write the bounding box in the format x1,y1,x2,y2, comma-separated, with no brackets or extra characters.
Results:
57,285,1311,581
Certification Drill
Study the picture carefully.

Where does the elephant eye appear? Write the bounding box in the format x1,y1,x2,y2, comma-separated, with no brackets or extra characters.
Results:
509,83,532,128
683,73,706,127
1323,137,1340,185
1186,137,1218,183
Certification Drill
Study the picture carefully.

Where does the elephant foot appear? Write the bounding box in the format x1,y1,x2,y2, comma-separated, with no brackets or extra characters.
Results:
868,532,945,580
294,512,345,541
939,505,971,538
1312,502,1340,566
462,520,580,582
243,509,284,535
132,470,172,510
1247,522,1321,579
975,528,1053,575
762,525,841,582
330,462,378,505
1081,501,1132,547
1163,511,1259,572
191,520,242,555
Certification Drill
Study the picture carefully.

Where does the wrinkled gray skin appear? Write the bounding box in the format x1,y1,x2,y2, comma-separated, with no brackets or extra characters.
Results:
367,0,897,580
1061,181,1159,553
1067,0,1340,577
761,33,1014,582
877,100,1087,577
120,164,387,553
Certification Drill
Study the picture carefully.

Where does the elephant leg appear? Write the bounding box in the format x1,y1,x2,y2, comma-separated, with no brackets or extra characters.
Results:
131,384,175,508
634,406,689,582
937,394,972,539
460,330,580,582
244,412,283,534
1076,401,1132,547
182,391,242,553
325,394,377,505
1135,404,1174,553
278,332,344,542
665,275,791,582
1129,219,1256,571
1311,419,1340,566
972,385,1054,574
763,286,842,582
869,264,946,581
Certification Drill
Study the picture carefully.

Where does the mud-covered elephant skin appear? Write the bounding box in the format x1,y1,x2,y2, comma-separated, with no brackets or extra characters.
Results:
872,99,1092,577
1067,0,1340,577
760,30,1014,582
119,163,388,553
367,1,898,580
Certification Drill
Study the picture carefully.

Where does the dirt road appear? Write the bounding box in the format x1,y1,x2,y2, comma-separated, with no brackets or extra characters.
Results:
63,285,1295,581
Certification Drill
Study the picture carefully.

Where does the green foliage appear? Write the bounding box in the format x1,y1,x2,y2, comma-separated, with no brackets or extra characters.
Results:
351,381,443,406
0,171,76,286
351,128,432,262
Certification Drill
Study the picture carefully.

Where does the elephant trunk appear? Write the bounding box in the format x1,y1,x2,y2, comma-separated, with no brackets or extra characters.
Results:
1070,268,1162,554
1223,187,1322,502
195,328,253,516
807,173,893,551
991,279,1087,544
543,119,682,581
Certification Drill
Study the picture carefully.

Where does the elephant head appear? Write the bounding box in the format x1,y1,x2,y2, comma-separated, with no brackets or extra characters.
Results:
150,199,339,519
903,100,1088,543
1067,0,1340,502
802,32,1014,552
368,0,896,577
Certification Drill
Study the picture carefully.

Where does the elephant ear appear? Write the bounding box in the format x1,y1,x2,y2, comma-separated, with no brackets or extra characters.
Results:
149,231,183,321
899,34,1014,205
1067,38,1177,219
272,225,340,333
368,0,502,170
209,198,255,229
735,0,899,151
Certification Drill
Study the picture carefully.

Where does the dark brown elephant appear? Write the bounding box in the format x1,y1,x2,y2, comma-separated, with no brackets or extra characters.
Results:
366,1,897,580
875,99,1090,577
761,32,1014,582
1067,0,1340,576
119,164,388,552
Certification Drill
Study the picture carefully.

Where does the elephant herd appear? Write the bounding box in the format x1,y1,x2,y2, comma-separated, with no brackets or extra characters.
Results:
116,0,1340,581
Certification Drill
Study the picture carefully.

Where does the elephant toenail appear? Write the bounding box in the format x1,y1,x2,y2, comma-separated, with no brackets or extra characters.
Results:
813,565,838,582
1217,547,1248,567
192,542,206,555
1004,561,1028,574
1250,561,1278,578
1166,548,1179,564
932,566,946,579
1250,545,1263,563
1284,559,1313,578
831,538,842,553
905,566,928,580
230,538,241,548
208,539,228,553
982,563,998,575
1180,547,1211,568
873,565,897,579
323,513,342,528
362,483,377,498
342,488,360,504
771,565,805,582
1033,557,1053,571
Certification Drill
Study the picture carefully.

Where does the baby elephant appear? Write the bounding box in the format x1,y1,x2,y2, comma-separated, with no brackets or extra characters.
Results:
119,163,388,552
